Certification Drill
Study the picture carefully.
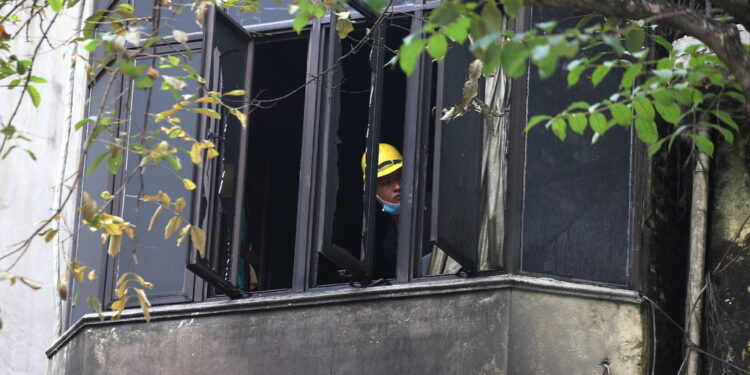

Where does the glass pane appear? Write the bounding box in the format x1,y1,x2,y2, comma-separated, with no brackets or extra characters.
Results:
113,52,202,303
238,36,308,291
157,0,204,36
69,73,122,324
200,14,249,294
226,0,296,27
521,6,631,285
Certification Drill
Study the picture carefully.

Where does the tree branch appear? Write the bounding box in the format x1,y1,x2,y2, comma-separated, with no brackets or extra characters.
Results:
527,0,750,115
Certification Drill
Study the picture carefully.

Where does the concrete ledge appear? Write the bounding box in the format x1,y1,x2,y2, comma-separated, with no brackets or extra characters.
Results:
47,273,641,358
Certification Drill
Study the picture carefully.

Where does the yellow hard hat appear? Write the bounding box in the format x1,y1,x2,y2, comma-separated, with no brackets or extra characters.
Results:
361,143,403,180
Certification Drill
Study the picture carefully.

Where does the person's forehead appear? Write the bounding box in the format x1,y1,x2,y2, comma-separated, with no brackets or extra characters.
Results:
377,169,401,181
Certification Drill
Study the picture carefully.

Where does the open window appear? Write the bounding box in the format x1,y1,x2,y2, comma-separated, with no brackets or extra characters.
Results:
312,16,419,286
189,6,309,296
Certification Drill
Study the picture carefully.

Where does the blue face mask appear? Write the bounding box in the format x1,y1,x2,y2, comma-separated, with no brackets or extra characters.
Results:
382,201,400,215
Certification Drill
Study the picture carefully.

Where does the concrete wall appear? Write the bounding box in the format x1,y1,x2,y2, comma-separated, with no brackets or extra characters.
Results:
47,277,645,375
0,2,89,374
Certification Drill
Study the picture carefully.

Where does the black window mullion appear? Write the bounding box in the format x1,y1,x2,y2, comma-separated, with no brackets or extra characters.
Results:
361,23,387,282
294,18,325,292
504,6,531,275
396,11,430,282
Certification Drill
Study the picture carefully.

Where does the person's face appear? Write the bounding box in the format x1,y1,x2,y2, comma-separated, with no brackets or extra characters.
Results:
376,169,401,204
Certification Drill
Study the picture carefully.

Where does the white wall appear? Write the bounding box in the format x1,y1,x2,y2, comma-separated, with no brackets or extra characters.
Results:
0,2,89,373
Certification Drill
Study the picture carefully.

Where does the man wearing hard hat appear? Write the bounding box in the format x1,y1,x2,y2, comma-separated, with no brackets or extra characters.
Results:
361,143,403,279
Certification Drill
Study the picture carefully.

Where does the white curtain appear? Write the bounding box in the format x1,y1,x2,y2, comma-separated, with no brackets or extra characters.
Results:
428,69,511,275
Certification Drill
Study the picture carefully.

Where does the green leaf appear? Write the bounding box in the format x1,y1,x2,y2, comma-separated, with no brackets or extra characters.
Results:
443,18,471,44
602,34,625,55
654,101,681,125
568,113,588,135
635,118,658,144
399,38,425,76
621,64,642,89
168,155,182,171
589,112,608,134
427,34,448,61
724,91,746,103
0,125,15,137
28,76,47,83
135,75,153,89
107,152,123,174
632,97,655,121
500,41,530,78
74,116,95,131
690,134,714,156
704,123,734,144
117,59,146,79
591,64,611,86
624,27,645,52
712,109,739,131
610,104,632,126
501,0,523,17
429,3,460,26
86,152,109,175
49,0,64,13
648,138,667,155
26,85,41,107
480,0,503,32
567,64,586,86
550,118,567,141
650,35,673,52
524,115,552,132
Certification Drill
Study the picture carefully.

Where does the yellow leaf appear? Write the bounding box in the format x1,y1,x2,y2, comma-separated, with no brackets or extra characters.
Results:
122,225,135,239
140,194,160,202
157,192,171,205
111,296,131,320
103,223,123,236
189,107,221,120
190,226,206,257
100,232,109,244
228,107,247,128
190,142,201,164
87,269,97,281
164,215,182,239
207,91,221,97
206,148,219,159
80,192,98,222
182,178,197,191
116,272,130,287
155,107,180,123
133,287,152,322
107,234,122,257
132,274,154,289
195,96,221,104
148,205,164,231
223,90,246,96
70,261,87,282
176,224,191,246
44,229,59,243
336,18,354,39
174,197,186,212
199,140,216,149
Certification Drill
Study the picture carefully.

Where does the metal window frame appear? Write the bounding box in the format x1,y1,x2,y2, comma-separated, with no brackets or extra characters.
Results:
504,6,644,291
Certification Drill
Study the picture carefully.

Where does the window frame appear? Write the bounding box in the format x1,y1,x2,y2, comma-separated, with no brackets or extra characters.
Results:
71,2,646,328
